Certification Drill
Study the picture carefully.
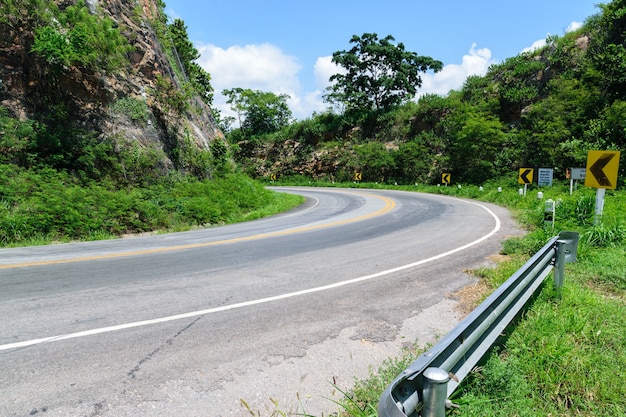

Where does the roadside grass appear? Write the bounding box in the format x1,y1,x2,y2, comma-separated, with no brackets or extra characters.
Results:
258,178,625,417
0,165,304,247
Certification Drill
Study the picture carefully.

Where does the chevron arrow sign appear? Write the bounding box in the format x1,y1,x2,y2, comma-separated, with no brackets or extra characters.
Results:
518,168,534,185
585,151,620,189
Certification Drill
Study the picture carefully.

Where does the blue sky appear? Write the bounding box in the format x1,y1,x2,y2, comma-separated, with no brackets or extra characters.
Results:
163,0,600,121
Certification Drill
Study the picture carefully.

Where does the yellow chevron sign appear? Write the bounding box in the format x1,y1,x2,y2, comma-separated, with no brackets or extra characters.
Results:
518,168,534,185
585,150,620,189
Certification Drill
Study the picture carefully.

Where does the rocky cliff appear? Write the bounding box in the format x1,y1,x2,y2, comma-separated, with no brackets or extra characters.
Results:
0,0,221,171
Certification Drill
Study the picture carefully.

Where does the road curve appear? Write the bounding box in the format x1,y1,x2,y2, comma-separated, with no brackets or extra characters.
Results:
0,187,520,416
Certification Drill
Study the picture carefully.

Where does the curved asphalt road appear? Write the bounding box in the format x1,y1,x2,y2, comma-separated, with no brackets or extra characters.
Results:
0,187,520,416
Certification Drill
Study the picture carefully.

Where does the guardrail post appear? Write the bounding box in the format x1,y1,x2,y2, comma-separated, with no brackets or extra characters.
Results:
554,231,579,298
422,367,449,417
553,239,566,297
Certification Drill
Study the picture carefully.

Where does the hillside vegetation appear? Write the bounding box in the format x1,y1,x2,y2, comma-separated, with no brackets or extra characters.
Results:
233,1,625,187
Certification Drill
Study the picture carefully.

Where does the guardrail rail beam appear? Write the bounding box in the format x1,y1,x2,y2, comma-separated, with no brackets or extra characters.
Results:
379,232,578,417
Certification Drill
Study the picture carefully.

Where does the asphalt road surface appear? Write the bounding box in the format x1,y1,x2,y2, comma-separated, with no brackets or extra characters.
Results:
0,187,521,416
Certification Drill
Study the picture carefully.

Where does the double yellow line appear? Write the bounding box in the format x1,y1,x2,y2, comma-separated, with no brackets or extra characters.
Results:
1,192,395,270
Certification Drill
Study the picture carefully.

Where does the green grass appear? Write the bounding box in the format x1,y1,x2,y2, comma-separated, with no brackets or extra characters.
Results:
258,177,625,417
0,165,304,247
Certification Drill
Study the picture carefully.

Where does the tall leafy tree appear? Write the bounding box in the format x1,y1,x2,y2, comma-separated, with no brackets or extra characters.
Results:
324,33,443,113
223,88,293,136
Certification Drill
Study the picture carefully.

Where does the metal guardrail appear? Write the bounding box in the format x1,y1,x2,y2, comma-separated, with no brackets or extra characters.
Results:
378,232,579,417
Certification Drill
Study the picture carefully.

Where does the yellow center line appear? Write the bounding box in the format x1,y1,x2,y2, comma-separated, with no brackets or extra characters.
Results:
1,192,396,269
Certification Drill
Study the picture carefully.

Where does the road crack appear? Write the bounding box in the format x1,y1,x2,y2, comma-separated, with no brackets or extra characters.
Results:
127,317,201,379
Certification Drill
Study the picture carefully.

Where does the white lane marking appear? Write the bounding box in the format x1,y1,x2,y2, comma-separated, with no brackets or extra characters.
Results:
0,200,500,352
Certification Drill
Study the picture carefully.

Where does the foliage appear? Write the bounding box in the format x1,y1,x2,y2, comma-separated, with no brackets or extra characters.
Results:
170,129,213,178
0,103,227,186
235,0,626,188
152,74,193,114
0,0,55,29
354,142,395,183
30,0,132,73
0,106,38,166
210,138,234,176
110,98,150,125
324,33,443,113
224,88,293,137
487,53,548,120
0,165,303,247
168,18,214,105
444,102,508,183
588,0,626,99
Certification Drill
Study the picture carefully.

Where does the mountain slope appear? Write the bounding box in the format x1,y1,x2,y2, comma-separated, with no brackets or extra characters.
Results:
0,0,222,178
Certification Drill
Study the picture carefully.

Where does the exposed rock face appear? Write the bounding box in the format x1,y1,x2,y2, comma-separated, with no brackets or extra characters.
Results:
0,0,221,166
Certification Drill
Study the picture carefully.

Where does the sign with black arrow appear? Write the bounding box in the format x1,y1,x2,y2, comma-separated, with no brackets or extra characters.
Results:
518,168,534,185
441,173,451,184
585,150,620,189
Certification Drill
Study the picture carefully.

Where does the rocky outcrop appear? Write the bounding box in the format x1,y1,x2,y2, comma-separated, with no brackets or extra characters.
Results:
0,0,221,166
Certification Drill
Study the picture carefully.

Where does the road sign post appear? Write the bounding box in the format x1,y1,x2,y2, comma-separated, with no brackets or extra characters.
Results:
544,199,555,228
585,151,620,224
441,173,451,186
568,168,586,195
518,168,533,196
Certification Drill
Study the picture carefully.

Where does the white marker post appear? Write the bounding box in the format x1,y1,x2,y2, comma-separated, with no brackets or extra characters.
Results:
594,188,606,225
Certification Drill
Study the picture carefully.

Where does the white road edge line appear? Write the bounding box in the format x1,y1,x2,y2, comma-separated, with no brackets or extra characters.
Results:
0,200,500,352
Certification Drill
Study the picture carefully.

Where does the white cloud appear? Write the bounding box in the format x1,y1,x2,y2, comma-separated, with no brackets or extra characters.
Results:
196,43,302,121
522,38,548,54
418,43,495,97
566,21,583,33
522,21,584,54
287,90,329,120
313,55,344,90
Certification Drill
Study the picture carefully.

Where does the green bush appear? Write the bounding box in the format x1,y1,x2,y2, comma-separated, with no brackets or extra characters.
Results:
110,98,150,124
31,0,132,72
0,166,302,247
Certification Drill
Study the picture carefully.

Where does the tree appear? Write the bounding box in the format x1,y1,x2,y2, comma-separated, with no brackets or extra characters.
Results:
324,33,443,113
584,0,626,100
223,88,293,136
445,104,507,184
